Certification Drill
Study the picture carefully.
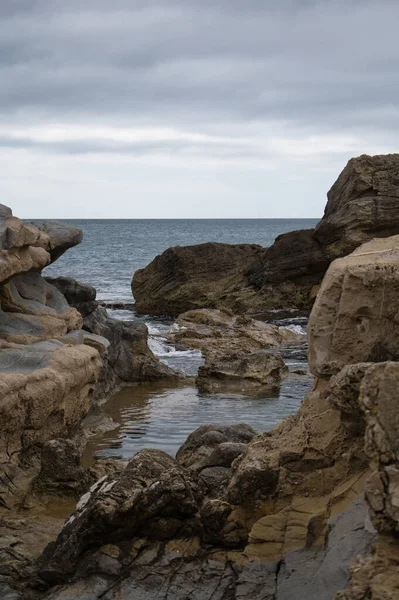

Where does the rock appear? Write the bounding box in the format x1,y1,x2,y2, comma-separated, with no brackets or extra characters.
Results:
45,276,98,317
323,363,372,434
176,424,257,471
308,235,399,379
133,154,399,315
334,361,399,599
38,449,200,584
360,362,399,534
314,153,399,260
196,350,288,395
48,277,179,395
169,308,304,356
35,220,83,262
34,439,92,497
132,242,263,316
83,306,177,384
0,341,102,509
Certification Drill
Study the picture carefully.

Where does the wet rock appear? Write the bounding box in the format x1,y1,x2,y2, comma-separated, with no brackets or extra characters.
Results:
48,276,179,395
38,449,200,585
169,308,304,355
196,350,288,395
176,424,257,471
84,306,177,384
35,439,92,497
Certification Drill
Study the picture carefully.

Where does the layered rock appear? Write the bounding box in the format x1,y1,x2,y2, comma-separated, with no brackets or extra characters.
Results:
47,276,178,400
0,208,105,511
168,308,304,355
336,363,399,599
196,349,288,394
132,241,263,315
133,154,399,315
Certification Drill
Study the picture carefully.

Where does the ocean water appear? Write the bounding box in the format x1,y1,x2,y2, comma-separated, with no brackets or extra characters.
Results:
43,218,317,460
43,219,318,303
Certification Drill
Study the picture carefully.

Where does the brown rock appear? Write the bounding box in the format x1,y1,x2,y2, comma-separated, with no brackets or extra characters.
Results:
308,235,399,378
196,349,288,395
132,242,263,316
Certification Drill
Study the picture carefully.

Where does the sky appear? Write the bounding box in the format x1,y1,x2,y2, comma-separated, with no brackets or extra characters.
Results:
1,0,398,219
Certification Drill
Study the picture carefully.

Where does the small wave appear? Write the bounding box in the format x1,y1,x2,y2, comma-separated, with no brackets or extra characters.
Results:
282,324,307,335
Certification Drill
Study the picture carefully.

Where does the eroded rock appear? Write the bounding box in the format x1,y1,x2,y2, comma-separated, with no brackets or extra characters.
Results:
196,350,288,395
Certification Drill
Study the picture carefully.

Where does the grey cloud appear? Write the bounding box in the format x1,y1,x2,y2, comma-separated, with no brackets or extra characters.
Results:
0,0,398,151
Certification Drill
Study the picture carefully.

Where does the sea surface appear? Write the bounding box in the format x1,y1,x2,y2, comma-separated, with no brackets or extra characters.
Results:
44,219,318,303
43,219,318,460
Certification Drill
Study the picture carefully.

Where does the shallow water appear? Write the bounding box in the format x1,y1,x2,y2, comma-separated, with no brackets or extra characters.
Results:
83,369,312,462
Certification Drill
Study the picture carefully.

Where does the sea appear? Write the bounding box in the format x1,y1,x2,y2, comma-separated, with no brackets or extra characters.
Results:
44,219,318,461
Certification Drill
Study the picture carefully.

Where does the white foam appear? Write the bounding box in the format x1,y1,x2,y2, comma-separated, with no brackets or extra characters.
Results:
282,324,307,335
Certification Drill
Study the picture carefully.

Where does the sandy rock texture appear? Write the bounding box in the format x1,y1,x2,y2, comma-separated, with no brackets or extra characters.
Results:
133,154,399,315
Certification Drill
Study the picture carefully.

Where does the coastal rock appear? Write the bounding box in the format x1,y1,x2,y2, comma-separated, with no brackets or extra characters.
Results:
35,221,83,263
0,340,102,509
48,277,178,395
45,276,98,317
334,362,399,599
169,308,304,356
308,235,399,379
132,242,263,315
314,153,399,260
38,449,200,585
133,154,399,315
83,306,177,384
196,350,288,394
34,439,92,497
176,424,257,471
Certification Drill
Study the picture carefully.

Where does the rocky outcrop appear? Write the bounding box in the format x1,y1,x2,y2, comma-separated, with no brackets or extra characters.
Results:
196,349,287,394
132,241,263,315
0,208,105,511
336,362,399,599
169,308,304,355
133,154,399,315
47,277,178,400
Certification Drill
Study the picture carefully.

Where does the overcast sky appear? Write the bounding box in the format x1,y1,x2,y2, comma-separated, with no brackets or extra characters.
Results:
1,0,398,218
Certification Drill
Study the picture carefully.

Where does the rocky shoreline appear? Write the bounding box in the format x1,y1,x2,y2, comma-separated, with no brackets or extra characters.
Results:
1,153,399,599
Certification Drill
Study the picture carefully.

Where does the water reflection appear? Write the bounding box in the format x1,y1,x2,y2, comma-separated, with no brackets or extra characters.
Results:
83,370,312,463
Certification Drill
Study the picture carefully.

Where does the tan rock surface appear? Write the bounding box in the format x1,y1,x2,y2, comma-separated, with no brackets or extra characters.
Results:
308,235,399,378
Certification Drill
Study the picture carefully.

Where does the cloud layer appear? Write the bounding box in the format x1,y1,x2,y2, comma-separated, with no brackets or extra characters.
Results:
1,0,398,217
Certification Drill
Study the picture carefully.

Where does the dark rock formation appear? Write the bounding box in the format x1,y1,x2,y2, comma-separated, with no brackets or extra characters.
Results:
132,241,263,315
133,154,399,315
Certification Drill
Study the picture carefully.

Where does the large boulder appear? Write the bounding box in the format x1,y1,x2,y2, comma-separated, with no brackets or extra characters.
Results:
308,235,399,378
132,242,263,315
38,449,200,585
196,349,288,395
